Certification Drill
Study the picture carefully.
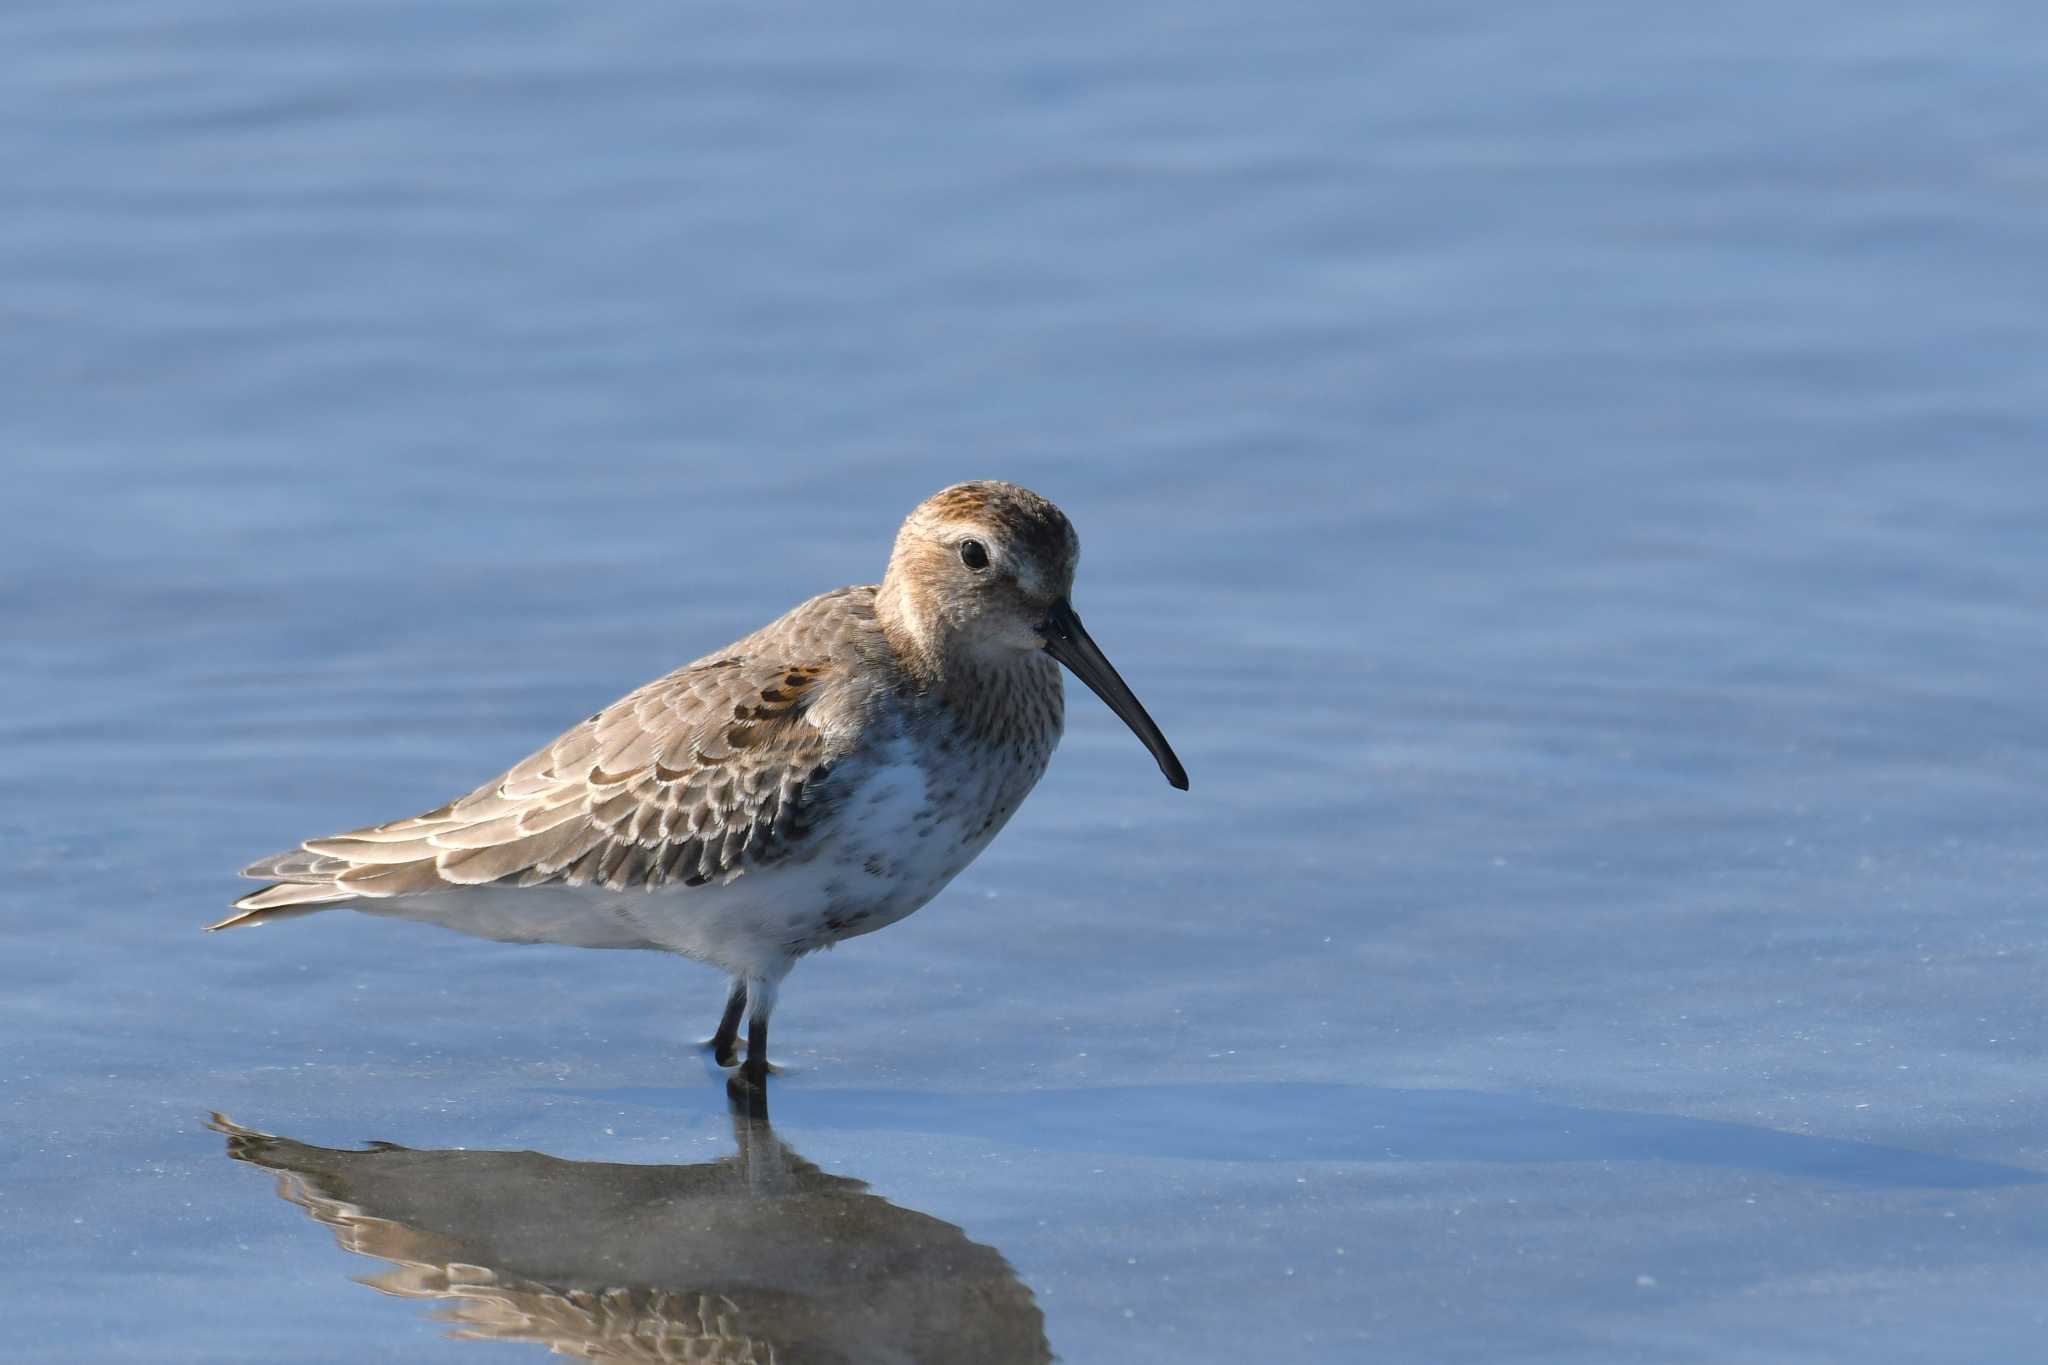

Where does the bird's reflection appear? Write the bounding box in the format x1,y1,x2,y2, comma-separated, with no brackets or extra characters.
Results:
210,1086,1050,1364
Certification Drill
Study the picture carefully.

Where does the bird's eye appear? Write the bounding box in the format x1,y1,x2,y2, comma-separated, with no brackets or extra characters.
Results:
958,539,989,570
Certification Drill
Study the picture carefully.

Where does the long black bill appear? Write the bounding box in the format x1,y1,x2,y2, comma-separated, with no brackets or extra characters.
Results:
1040,598,1189,790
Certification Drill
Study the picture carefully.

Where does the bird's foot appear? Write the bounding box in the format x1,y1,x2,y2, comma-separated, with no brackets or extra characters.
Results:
701,1038,781,1075
728,1054,782,1092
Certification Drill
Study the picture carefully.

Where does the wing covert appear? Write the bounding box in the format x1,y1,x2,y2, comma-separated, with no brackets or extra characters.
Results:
280,658,846,897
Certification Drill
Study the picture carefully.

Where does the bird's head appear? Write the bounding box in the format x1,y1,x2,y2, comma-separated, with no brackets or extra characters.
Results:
882,481,1187,789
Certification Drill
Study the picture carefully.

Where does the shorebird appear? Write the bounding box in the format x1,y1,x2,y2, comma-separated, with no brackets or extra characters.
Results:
216,481,1186,1086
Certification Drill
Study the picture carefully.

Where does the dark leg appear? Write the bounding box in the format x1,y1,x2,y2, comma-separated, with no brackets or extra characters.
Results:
707,979,746,1068
740,1010,771,1090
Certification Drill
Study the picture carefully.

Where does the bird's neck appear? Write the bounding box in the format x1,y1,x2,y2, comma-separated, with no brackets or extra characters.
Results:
875,583,1063,752
931,648,1064,755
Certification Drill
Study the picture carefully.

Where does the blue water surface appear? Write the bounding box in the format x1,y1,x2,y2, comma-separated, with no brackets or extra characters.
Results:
5,2,2048,1361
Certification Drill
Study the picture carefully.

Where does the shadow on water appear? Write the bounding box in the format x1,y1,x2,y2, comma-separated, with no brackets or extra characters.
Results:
211,1086,1051,1365
563,1081,2044,1192
212,1080,2037,1361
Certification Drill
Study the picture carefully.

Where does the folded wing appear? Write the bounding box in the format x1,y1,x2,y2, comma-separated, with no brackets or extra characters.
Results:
216,653,847,930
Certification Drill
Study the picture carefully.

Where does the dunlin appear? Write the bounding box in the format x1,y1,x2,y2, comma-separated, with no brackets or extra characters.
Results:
217,481,1186,1085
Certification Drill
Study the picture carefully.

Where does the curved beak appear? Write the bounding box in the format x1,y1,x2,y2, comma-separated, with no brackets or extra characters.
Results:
1040,598,1189,791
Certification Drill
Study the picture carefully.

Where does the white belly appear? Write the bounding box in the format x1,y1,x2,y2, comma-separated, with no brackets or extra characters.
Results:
355,743,1028,981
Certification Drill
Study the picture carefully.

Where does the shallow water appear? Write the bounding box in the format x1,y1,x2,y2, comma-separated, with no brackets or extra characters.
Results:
7,1,2048,1360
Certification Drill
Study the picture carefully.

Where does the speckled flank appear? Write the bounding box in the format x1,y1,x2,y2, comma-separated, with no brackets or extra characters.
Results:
217,480,1178,1078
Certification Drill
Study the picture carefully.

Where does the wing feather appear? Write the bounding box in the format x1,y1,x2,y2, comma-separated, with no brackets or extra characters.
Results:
220,588,883,930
